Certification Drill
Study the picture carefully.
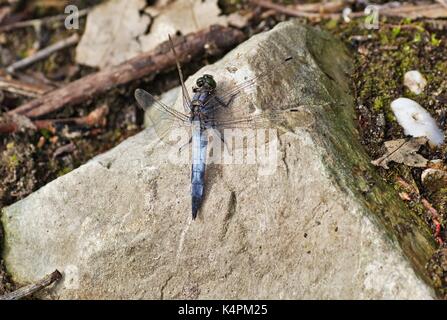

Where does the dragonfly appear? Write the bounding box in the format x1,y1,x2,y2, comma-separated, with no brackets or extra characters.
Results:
135,36,314,220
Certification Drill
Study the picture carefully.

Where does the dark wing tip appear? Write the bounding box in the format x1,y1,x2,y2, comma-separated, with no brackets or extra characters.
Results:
134,88,145,99
134,88,154,110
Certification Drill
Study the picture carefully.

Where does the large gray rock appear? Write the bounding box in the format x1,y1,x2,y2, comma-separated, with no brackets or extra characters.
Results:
1,21,438,299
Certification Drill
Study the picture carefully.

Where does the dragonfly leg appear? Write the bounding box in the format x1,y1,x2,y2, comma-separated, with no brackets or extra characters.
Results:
179,136,192,153
214,93,237,108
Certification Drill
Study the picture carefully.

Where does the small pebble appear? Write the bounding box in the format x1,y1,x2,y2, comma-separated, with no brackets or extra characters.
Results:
404,70,427,95
391,97,444,146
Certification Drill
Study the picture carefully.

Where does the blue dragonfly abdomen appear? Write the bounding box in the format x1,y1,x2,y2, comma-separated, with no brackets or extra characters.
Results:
191,118,208,219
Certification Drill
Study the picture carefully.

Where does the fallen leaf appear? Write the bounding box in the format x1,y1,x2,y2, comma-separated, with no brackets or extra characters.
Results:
227,12,251,29
76,0,228,69
76,0,151,69
138,0,228,52
371,137,429,169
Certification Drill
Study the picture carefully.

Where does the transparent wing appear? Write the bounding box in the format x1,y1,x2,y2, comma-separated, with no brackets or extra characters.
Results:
205,105,317,132
135,88,192,144
203,55,307,115
201,54,330,136
135,54,319,146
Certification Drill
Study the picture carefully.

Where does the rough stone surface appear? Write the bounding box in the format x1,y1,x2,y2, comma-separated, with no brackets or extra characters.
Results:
1,21,436,299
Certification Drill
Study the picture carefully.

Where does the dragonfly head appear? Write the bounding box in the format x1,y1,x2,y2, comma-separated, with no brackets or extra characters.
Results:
196,74,216,90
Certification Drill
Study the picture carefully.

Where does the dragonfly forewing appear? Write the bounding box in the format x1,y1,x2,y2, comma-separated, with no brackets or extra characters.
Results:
135,88,192,145
206,105,316,133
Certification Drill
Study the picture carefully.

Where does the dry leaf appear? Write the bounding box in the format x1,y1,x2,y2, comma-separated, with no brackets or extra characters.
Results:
76,0,228,69
227,12,251,29
76,0,150,69
138,0,228,52
371,137,429,169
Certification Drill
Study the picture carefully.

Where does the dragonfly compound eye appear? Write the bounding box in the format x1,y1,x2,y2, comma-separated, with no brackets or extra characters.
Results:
202,74,216,89
196,78,204,87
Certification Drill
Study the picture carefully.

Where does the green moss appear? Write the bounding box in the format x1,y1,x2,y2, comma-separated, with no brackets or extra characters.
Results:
373,97,384,112
57,167,72,177
380,33,390,45
413,32,422,43
385,109,396,123
325,19,338,30
391,26,401,38
402,17,413,24
431,34,442,47
8,155,19,168
39,129,52,140
435,61,447,73
303,24,437,296
344,16,447,296
6,142,14,150
113,129,122,140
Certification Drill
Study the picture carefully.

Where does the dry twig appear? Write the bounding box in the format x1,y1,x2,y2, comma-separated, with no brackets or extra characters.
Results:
396,176,444,245
421,199,444,245
0,270,62,300
251,0,447,21
6,33,80,73
0,77,52,97
34,104,109,132
250,0,341,19
7,25,245,119
0,8,89,32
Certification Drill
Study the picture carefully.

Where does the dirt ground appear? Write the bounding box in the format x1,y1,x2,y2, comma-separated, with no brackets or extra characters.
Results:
0,0,446,298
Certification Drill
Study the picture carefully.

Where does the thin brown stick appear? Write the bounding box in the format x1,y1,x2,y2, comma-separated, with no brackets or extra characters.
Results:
395,176,444,245
250,0,340,19
8,25,245,119
0,270,62,300
0,8,89,33
379,3,447,19
293,0,347,14
421,198,444,245
421,198,442,222
0,77,52,97
251,0,447,21
34,104,109,131
396,176,420,196
6,33,80,73
1,104,109,134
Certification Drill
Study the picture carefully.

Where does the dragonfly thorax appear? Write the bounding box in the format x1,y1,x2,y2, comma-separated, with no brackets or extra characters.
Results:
190,74,217,119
